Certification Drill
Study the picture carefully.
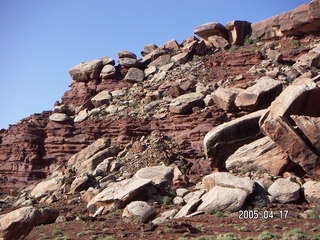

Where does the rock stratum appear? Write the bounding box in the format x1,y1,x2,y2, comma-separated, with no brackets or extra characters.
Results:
1,1,320,239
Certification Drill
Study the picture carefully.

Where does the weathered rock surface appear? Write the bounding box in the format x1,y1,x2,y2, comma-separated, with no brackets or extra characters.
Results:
124,67,145,83
0,206,59,240
169,92,204,114
100,65,116,79
197,186,248,212
118,51,137,59
134,166,174,187
87,178,151,215
207,36,229,49
251,0,320,39
122,201,156,223
302,181,320,205
171,52,189,64
174,199,202,218
235,77,283,110
29,175,64,198
226,136,289,175
226,20,252,45
49,113,71,122
212,87,242,111
91,90,112,107
68,59,103,82
202,172,255,193
194,22,228,41
204,109,267,169
268,178,301,203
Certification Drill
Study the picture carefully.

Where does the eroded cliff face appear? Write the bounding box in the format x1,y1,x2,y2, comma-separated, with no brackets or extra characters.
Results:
1,0,320,194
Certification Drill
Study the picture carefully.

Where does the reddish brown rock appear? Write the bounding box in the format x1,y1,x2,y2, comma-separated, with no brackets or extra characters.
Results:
226,20,252,45
207,35,230,49
118,51,137,59
68,59,103,82
251,0,320,39
212,87,243,112
161,39,180,51
168,85,184,98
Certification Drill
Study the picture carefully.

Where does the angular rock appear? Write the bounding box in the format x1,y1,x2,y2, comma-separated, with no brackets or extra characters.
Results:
197,186,248,212
262,116,320,177
29,175,64,198
173,196,184,205
49,113,71,122
100,57,115,66
87,178,152,215
183,190,206,203
0,206,59,240
169,92,204,114
162,39,180,51
122,201,156,223
171,52,189,64
291,115,320,151
204,109,267,169
74,109,88,123
174,199,202,218
124,67,145,83
119,58,139,67
168,85,184,98
302,181,320,205
67,138,108,168
294,44,320,70
118,51,137,59
266,49,283,62
144,65,157,77
268,178,300,203
226,136,289,175
134,166,174,187
68,59,103,82
100,65,116,79
212,87,243,111
91,90,112,107
202,172,255,194
207,35,230,49
142,44,158,56
226,20,252,45
152,209,178,224
148,54,171,68
194,22,228,40
176,188,190,198
73,146,119,175
70,175,92,193
235,77,283,110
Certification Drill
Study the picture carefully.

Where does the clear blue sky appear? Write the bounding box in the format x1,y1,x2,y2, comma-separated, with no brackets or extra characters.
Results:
0,0,309,129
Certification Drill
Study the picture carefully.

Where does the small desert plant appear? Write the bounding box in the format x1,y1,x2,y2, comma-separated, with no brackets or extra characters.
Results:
284,228,307,240
309,207,320,219
290,39,301,47
53,227,64,236
98,237,115,240
258,231,281,240
217,232,241,240
163,227,174,233
311,234,320,240
193,235,216,240
228,45,239,52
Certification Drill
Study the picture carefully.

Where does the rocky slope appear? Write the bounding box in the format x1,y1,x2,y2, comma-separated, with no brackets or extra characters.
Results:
1,1,320,239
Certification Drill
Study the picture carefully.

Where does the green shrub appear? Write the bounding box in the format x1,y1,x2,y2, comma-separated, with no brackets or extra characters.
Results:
258,231,281,240
284,228,307,240
217,232,241,240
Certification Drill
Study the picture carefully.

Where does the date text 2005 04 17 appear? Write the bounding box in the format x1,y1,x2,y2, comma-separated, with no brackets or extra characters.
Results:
238,210,289,220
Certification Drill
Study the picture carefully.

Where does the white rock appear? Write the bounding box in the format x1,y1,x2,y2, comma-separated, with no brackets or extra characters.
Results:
268,178,301,203
49,113,71,122
122,201,156,223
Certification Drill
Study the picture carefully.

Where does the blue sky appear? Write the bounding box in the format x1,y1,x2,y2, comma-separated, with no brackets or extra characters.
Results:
0,0,309,129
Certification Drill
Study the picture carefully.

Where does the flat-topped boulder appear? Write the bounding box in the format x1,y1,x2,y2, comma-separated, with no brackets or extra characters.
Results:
134,166,174,187
69,59,103,82
169,92,204,114
118,51,137,59
194,22,228,40
91,90,112,107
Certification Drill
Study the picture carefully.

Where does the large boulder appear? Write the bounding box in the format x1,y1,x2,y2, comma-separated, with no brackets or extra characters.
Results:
0,206,59,240
194,22,229,41
169,92,204,114
29,175,64,198
100,65,116,79
124,67,145,83
226,20,252,45
91,90,112,107
134,166,174,187
294,44,320,70
122,201,156,223
68,59,103,82
204,109,267,169
171,52,189,64
207,36,229,49
87,178,152,215
235,77,283,110
202,172,255,194
67,138,108,168
197,186,248,213
291,115,320,151
49,113,71,122
251,1,320,39
226,136,289,175
212,87,243,112
161,39,180,51
268,178,301,203
118,51,137,59
302,181,320,205
259,83,320,178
